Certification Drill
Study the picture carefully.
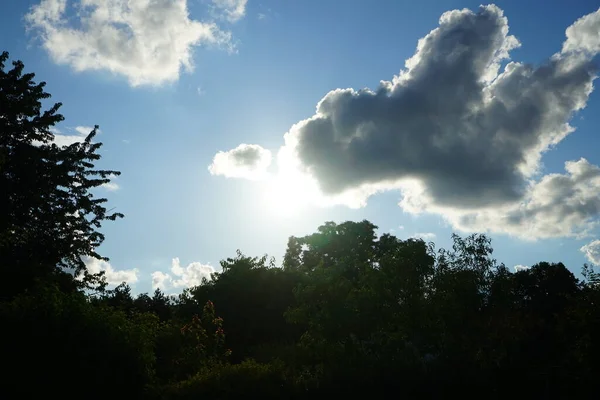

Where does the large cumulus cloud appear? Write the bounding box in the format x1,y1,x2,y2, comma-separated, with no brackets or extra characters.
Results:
213,4,600,239
287,5,597,207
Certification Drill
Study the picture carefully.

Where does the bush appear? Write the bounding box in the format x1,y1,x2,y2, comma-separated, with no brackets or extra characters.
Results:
0,284,158,398
159,360,298,399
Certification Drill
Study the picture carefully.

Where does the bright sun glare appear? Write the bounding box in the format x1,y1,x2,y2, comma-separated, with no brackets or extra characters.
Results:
262,173,321,217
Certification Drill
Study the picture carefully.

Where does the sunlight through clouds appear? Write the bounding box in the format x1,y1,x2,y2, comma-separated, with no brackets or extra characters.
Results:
211,5,600,240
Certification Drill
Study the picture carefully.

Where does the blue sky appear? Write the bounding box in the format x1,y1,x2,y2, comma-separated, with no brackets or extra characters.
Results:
2,0,600,292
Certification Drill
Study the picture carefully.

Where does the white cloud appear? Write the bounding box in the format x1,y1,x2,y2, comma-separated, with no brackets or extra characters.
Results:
101,181,119,192
256,5,273,21
209,143,272,180
562,7,600,55
49,126,86,146
99,173,120,192
52,133,85,147
74,126,95,135
411,232,436,240
83,256,138,285
151,257,215,290
151,271,171,291
581,240,600,265
49,125,105,148
514,264,530,272
441,158,600,239
211,0,247,22
213,5,600,240
26,0,235,86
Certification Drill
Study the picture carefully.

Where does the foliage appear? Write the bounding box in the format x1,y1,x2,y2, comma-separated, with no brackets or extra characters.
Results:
184,250,302,361
158,300,231,381
0,283,158,398
156,360,296,400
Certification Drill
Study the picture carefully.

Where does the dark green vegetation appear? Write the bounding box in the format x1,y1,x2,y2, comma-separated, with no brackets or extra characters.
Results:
3,51,600,399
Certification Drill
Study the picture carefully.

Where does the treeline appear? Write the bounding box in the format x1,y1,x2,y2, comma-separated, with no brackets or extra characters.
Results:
2,52,600,399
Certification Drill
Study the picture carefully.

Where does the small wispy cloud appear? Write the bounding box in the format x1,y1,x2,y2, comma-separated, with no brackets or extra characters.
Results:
389,225,404,233
209,144,272,180
256,5,274,21
49,126,87,147
581,240,600,265
411,232,436,240
101,181,119,192
74,126,95,135
211,0,248,23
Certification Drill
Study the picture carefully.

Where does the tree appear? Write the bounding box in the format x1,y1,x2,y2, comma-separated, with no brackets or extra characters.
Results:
187,251,302,362
283,221,433,394
0,51,122,298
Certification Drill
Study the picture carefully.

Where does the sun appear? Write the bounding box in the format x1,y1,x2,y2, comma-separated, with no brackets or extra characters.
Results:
261,173,320,217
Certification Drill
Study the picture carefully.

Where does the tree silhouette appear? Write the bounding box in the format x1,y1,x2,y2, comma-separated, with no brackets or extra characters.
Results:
0,51,122,299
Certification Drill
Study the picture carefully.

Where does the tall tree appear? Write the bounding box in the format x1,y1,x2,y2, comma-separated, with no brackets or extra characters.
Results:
0,51,122,298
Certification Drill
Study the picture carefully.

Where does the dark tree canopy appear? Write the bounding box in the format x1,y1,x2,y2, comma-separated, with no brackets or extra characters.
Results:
0,51,122,298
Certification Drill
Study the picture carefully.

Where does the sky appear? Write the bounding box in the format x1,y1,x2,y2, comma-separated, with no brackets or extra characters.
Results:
1,0,600,293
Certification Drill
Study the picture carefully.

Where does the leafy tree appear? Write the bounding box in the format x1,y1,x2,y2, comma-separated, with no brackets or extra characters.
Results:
0,51,122,298
284,222,431,393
